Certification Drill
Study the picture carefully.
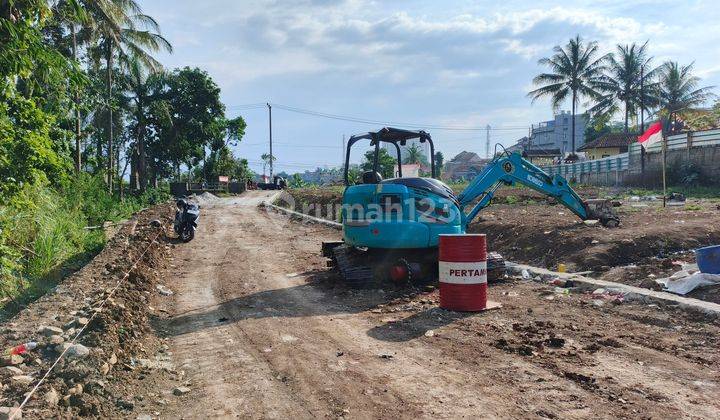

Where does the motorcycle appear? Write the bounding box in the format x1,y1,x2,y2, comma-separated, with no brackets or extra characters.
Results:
174,199,200,242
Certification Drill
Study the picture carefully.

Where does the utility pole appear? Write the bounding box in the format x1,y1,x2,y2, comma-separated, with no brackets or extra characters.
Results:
342,134,346,168
640,66,646,174
485,125,491,159
267,103,273,180
527,124,533,152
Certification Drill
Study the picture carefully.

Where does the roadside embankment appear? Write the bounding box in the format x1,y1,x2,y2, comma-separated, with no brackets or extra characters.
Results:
0,203,175,418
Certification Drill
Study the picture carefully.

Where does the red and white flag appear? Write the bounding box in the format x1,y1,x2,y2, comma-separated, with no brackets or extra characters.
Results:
638,121,663,150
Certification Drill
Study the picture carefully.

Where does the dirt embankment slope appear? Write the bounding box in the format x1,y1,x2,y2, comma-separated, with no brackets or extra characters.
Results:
0,204,176,418
472,202,720,270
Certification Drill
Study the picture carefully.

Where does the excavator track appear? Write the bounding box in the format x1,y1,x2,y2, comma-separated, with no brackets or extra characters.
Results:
325,243,507,288
331,245,377,288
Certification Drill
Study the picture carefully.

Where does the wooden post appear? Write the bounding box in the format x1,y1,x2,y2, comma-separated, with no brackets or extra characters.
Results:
662,124,667,208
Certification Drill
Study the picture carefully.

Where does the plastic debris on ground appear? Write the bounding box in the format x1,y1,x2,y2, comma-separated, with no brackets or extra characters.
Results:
583,287,627,304
655,264,720,295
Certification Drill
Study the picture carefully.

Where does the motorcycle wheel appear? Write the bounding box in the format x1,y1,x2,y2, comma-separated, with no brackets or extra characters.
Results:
181,225,195,242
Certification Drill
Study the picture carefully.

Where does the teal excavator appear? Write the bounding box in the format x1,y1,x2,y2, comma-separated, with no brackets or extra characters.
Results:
323,127,619,287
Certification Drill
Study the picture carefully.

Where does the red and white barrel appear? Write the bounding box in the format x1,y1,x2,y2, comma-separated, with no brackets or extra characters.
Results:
438,234,487,311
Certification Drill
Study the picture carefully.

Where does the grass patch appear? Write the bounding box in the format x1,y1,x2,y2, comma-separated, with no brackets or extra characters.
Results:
505,195,519,205
0,175,168,318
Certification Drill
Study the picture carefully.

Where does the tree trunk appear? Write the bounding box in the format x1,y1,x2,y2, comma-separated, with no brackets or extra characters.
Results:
138,106,147,192
116,141,121,192
120,146,133,202
624,100,629,133
571,90,577,154
106,41,114,193
72,24,81,174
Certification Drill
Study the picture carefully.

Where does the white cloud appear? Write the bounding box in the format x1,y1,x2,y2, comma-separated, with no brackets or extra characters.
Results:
142,0,720,172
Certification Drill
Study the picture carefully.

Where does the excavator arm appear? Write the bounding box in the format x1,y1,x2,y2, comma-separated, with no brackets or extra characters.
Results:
457,152,619,228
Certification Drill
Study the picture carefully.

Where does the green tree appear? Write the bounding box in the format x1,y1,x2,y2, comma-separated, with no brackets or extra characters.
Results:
434,151,444,167
145,67,224,183
685,100,720,130
123,57,163,191
434,151,444,176
0,0,75,199
528,35,609,155
288,173,307,188
261,153,276,177
656,61,715,129
87,0,172,190
360,148,396,179
48,0,125,173
347,166,361,185
591,42,659,132
403,143,428,165
0,95,69,198
232,158,254,182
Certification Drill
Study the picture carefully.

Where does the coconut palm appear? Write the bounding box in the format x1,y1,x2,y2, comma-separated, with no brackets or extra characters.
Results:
591,42,660,132
124,56,164,192
656,61,714,130
50,0,129,173
403,143,427,165
261,153,276,177
528,35,609,155
88,0,172,190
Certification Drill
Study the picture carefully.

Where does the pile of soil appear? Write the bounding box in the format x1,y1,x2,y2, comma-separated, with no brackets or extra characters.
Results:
282,187,344,220
192,192,219,206
0,204,176,418
471,201,720,303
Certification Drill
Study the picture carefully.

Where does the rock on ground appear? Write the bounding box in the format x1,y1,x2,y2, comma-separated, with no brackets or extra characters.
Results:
172,386,191,396
0,407,22,420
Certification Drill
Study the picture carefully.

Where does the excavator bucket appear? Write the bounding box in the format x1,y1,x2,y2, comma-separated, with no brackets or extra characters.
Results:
584,199,620,227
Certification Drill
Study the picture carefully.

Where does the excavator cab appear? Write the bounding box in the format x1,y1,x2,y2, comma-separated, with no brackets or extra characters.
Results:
341,127,463,250
343,127,437,185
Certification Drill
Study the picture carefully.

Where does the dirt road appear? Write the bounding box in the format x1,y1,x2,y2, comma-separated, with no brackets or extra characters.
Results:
151,191,720,419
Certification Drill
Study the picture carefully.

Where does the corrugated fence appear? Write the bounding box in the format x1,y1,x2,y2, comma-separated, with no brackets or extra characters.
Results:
541,128,720,185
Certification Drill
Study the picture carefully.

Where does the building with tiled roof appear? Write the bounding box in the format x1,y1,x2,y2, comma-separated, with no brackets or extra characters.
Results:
578,133,637,160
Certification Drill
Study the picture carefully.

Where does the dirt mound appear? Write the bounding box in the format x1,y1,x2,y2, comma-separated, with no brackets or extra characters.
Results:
283,187,343,220
470,201,720,302
193,192,219,205
471,201,720,270
0,205,175,418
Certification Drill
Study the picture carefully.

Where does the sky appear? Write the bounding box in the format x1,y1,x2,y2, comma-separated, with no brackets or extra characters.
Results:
141,0,720,175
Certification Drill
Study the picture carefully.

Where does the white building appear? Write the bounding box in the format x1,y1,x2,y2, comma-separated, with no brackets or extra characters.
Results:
529,111,588,153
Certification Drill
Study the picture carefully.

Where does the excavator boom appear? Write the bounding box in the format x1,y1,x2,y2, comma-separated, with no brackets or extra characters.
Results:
458,152,619,227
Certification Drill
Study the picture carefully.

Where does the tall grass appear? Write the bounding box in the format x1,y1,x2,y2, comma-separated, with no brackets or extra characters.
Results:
0,175,169,316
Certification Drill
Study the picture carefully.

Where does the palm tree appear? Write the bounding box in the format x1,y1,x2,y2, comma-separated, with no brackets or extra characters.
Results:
592,42,660,132
89,0,172,191
403,144,427,164
261,153,276,177
528,35,609,156
656,61,714,131
124,57,162,192
51,0,128,173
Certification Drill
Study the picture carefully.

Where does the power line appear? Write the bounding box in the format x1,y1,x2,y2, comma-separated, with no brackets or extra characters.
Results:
231,102,530,132
245,160,338,169
239,141,341,149
226,103,267,110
